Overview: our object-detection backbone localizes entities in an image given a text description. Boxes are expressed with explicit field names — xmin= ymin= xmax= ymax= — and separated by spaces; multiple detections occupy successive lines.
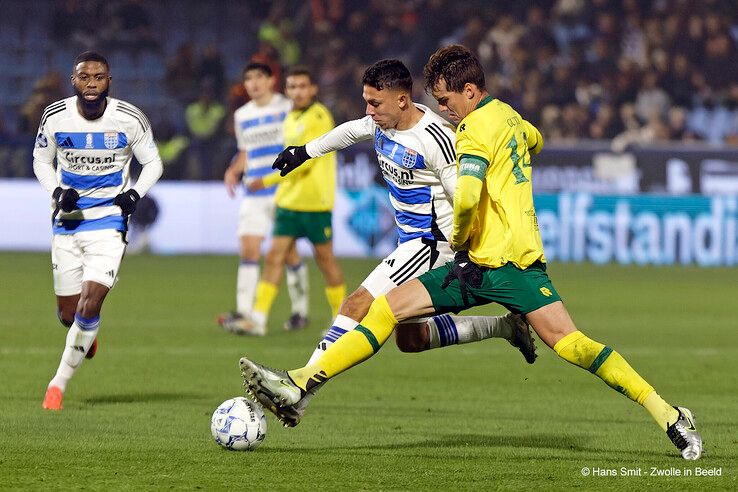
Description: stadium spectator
xmin=164 ymin=42 xmax=199 ymax=104
xmin=184 ymin=82 xmax=226 ymax=179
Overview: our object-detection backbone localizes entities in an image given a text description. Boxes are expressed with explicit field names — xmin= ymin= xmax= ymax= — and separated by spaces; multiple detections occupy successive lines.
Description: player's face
xmin=363 ymin=85 xmax=403 ymax=130
xmin=432 ymin=78 xmax=471 ymax=124
xmin=285 ymin=74 xmax=317 ymax=110
xmin=71 ymin=61 xmax=111 ymax=104
xmin=244 ymin=70 xmax=274 ymax=100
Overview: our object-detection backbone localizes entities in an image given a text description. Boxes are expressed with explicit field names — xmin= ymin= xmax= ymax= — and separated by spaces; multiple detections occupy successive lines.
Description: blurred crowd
xmin=2 ymin=0 xmax=738 ymax=180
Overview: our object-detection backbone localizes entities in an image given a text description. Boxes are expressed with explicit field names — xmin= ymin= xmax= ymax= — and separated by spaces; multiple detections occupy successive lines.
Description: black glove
xmin=440 ymin=251 xmax=483 ymax=305
xmin=52 ymin=187 xmax=79 ymax=213
xmin=272 ymin=145 xmax=310 ymax=176
xmin=114 ymin=189 xmax=141 ymax=216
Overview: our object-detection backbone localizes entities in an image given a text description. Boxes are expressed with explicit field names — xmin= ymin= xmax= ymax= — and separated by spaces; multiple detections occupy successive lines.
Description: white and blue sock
xmin=49 ymin=314 xmax=100 ymax=392
xmin=306 ymin=314 xmax=356 ymax=365
xmin=427 ymin=314 xmax=510 ymax=349
xmin=286 ymin=262 xmax=309 ymax=317
xmin=237 ymin=260 xmax=259 ymax=316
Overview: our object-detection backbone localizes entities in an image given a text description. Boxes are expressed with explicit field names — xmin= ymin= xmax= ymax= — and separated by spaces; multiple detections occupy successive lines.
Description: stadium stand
xmin=1 ymin=0 xmax=737 ymax=179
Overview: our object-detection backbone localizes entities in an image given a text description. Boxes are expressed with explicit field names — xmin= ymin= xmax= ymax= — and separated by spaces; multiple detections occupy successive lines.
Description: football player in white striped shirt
xmin=218 ymin=62 xmax=309 ymax=335
xmin=32 ymin=51 xmax=163 ymax=410
xmin=259 ymin=59 xmax=536 ymax=426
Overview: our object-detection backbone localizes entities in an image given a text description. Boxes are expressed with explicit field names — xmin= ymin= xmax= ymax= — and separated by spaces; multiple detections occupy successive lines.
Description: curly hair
xmin=423 ymin=45 xmax=485 ymax=94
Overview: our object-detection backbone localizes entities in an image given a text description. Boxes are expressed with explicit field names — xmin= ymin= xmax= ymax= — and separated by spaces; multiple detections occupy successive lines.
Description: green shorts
xmin=418 ymin=261 xmax=561 ymax=315
xmin=273 ymin=207 xmax=333 ymax=244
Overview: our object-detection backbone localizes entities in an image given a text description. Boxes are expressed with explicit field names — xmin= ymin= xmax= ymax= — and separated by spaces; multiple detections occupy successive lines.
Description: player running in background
xmin=244 ymin=59 xmax=536 ymax=426
xmin=241 ymin=67 xmax=345 ymax=335
xmin=240 ymin=45 xmax=703 ymax=462
xmin=218 ymin=62 xmax=309 ymax=334
xmin=33 ymin=51 xmax=163 ymax=410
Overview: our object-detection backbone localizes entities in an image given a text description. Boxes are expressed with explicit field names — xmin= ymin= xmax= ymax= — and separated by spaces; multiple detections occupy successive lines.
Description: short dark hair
xmin=286 ymin=66 xmax=314 ymax=84
xmin=423 ymin=45 xmax=485 ymax=94
xmin=73 ymin=51 xmax=109 ymax=71
xmin=361 ymin=59 xmax=413 ymax=93
xmin=243 ymin=62 xmax=272 ymax=79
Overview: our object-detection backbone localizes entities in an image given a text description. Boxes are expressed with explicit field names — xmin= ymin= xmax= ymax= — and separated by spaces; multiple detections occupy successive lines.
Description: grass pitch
xmin=0 ymin=252 xmax=736 ymax=490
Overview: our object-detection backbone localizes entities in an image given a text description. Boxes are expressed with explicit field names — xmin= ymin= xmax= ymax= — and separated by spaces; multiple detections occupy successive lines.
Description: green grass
xmin=0 ymin=252 xmax=736 ymax=490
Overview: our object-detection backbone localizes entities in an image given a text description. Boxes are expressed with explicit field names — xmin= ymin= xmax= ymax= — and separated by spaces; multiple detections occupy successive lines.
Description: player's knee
xmin=339 ymin=290 xmax=371 ymax=321
xmin=56 ymin=309 xmax=74 ymax=328
xmin=395 ymin=331 xmax=427 ymax=353
xmin=76 ymin=297 xmax=103 ymax=318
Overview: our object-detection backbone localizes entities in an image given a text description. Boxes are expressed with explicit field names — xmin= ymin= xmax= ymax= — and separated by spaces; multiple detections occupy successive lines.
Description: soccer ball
xmin=210 ymin=397 xmax=267 ymax=451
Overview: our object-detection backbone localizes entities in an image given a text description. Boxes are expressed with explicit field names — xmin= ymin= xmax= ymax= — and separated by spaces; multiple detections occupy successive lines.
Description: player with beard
xmin=33 ymin=51 xmax=163 ymax=410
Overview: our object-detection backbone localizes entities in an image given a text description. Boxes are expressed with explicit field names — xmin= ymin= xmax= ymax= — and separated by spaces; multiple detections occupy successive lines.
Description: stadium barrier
xmin=1 ymin=179 xmax=735 ymax=265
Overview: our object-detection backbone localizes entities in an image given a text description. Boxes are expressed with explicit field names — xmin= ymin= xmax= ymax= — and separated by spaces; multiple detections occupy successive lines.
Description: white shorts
xmin=52 ymin=229 xmax=127 ymax=296
xmin=361 ymin=237 xmax=453 ymax=298
xmin=238 ymin=195 xmax=275 ymax=237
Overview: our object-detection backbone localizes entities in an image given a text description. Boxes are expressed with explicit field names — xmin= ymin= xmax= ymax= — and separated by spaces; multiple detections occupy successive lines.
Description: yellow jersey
xmin=263 ymin=102 xmax=336 ymax=211
xmin=453 ymin=96 xmax=545 ymax=269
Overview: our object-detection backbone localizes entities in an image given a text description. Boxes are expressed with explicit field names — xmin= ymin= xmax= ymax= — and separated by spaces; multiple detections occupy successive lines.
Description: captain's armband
xmin=458 ymin=154 xmax=488 ymax=181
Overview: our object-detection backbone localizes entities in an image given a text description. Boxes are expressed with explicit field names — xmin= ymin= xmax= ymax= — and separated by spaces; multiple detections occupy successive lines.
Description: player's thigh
xmin=238 ymin=196 xmax=274 ymax=238
xmin=265 ymin=235 xmax=295 ymax=265
xmin=385 ymin=279 xmax=435 ymax=322
xmin=420 ymin=260 xmax=562 ymax=316
xmin=77 ymin=229 xmax=126 ymax=290
xmin=361 ymin=238 xmax=452 ymax=298
xmin=52 ymin=234 xmax=84 ymax=296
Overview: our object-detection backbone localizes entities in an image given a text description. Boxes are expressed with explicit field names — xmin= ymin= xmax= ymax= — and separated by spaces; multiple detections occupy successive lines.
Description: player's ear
xmin=397 ymin=92 xmax=408 ymax=109
xmin=463 ymin=83 xmax=475 ymax=100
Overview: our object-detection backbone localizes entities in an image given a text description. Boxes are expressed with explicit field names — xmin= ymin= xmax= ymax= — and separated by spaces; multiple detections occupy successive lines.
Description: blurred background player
xmin=251 ymin=59 xmax=535 ymax=425
xmin=33 ymin=51 xmax=163 ymax=410
xmin=243 ymin=67 xmax=346 ymax=335
xmin=218 ymin=62 xmax=309 ymax=334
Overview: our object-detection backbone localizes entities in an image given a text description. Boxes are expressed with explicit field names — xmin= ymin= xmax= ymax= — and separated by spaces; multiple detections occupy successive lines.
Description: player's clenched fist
xmin=272 ymin=145 xmax=310 ymax=176
xmin=52 ymin=186 xmax=79 ymax=212
xmin=114 ymin=189 xmax=140 ymax=215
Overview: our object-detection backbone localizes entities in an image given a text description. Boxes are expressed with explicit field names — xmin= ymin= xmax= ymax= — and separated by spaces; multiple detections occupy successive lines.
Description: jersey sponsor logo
xmin=378 ymin=156 xmax=415 ymax=186
xmin=64 ymin=151 xmax=116 ymax=166
xmin=35 ymin=133 xmax=48 ymax=148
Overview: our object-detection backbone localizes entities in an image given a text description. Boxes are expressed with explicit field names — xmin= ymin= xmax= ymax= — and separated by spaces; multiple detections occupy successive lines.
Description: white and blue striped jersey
xmin=233 ymin=93 xmax=292 ymax=197
xmin=306 ymin=104 xmax=457 ymax=243
xmin=32 ymin=96 xmax=161 ymax=235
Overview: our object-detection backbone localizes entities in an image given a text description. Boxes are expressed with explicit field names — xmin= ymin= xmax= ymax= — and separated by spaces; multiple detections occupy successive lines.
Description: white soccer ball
xmin=211 ymin=397 xmax=267 ymax=451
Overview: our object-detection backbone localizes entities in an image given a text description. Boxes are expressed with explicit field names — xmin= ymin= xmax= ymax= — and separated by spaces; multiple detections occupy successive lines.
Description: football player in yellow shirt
xmin=243 ymin=67 xmax=345 ymax=335
xmin=239 ymin=46 xmax=702 ymax=461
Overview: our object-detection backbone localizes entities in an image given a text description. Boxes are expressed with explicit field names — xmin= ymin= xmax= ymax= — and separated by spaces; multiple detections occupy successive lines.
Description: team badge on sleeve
xmin=35 ymin=133 xmax=48 ymax=148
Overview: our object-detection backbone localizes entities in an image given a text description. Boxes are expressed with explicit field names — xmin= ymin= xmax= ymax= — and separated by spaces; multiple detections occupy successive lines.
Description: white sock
xmin=427 ymin=314 xmax=511 ymax=349
xmin=237 ymin=261 xmax=259 ymax=315
xmin=306 ymin=314 xmax=357 ymax=365
xmin=49 ymin=314 xmax=100 ymax=392
xmin=286 ymin=262 xmax=309 ymax=317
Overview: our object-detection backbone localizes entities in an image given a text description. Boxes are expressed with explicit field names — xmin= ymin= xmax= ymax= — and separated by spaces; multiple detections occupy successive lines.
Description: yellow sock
xmin=554 ymin=331 xmax=674 ymax=428
xmin=325 ymin=283 xmax=346 ymax=319
xmin=288 ymin=295 xmax=397 ymax=391
xmin=643 ymin=392 xmax=680 ymax=431
xmin=253 ymin=281 xmax=278 ymax=316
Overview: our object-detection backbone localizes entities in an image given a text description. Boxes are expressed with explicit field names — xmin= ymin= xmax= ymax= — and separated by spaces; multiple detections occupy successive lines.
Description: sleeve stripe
xmin=428 ymin=123 xmax=456 ymax=162
xmin=425 ymin=123 xmax=455 ymax=164
xmin=40 ymin=106 xmax=66 ymax=129
xmin=40 ymin=101 xmax=65 ymax=119
xmin=117 ymin=106 xmax=150 ymax=132
xmin=117 ymin=102 xmax=151 ymax=131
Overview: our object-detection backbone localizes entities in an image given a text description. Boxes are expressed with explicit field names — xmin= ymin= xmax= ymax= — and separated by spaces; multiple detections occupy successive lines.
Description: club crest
xmin=104 ymin=132 xmax=119 ymax=149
